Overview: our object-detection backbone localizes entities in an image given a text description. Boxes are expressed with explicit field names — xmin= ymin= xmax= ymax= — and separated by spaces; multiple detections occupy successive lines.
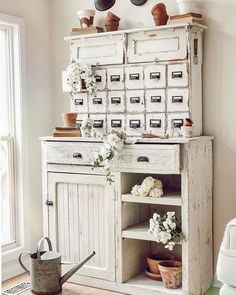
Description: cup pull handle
xmin=73 ymin=153 xmax=82 ymax=159
xmin=137 ymin=156 xmax=149 ymax=163
xmin=18 ymin=251 xmax=31 ymax=275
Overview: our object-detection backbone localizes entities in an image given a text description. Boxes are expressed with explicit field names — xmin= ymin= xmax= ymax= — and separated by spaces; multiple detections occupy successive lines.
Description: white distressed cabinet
xmin=41 ymin=136 xmax=213 ymax=295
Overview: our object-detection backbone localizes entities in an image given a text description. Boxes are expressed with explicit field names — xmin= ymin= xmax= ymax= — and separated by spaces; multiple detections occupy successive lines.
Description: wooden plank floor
xmin=2 ymin=274 xmax=219 ymax=295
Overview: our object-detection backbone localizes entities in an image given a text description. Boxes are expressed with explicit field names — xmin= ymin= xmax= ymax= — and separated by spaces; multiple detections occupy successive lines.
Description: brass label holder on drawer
xmin=150 ymin=72 xmax=160 ymax=79
xmin=95 ymin=75 xmax=102 ymax=82
xmin=111 ymin=97 xmax=121 ymax=104
xmin=93 ymin=97 xmax=103 ymax=104
xmin=130 ymin=97 xmax=140 ymax=104
xmin=110 ymin=75 xmax=120 ymax=82
xmin=151 ymin=96 xmax=161 ymax=103
xmin=93 ymin=120 xmax=104 ymax=128
xmin=111 ymin=119 xmax=122 ymax=128
xmin=129 ymin=120 xmax=141 ymax=128
xmin=74 ymin=98 xmax=83 ymax=105
xmin=150 ymin=119 xmax=161 ymax=128
xmin=172 ymin=119 xmax=183 ymax=128
xmin=129 ymin=73 xmax=140 ymax=80
xmin=172 ymin=96 xmax=183 ymax=103
xmin=172 ymin=71 xmax=183 ymax=79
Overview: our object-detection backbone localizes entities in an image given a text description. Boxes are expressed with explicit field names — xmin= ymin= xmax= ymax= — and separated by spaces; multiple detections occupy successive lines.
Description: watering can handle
xmin=18 ymin=251 xmax=31 ymax=275
xmin=37 ymin=237 xmax=53 ymax=261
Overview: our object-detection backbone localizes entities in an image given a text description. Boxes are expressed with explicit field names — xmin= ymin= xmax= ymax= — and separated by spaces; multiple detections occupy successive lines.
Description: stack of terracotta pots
xmin=105 ymin=11 xmax=120 ymax=31
xmin=151 ymin=3 xmax=169 ymax=26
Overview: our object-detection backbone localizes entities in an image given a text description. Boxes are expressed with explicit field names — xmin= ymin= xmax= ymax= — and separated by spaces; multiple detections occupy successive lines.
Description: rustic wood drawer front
xmin=118 ymin=144 xmax=180 ymax=173
xmin=126 ymin=114 xmax=145 ymax=136
xmin=89 ymin=92 xmax=107 ymax=113
xmin=95 ymin=69 xmax=107 ymax=90
xmin=168 ymin=63 xmax=189 ymax=87
xmin=166 ymin=112 xmax=189 ymax=135
xmin=167 ymin=88 xmax=189 ymax=112
xmin=70 ymin=93 xmax=88 ymax=113
xmin=146 ymin=113 xmax=166 ymax=133
xmin=107 ymin=114 xmax=125 ymax=132
xmin=125 ymin=66 xmax=144 ymax=89
xmin=146 ymin=89 xmax=166 ymax=112
xmin=70 ymin=34 xmax=124 ymax=65
xmin=144 ymin=65 xmax=166 ymax=89
xmin=108 ymin=91 xmax=125 ymax=113
xmin=45 ymin=142 xmax=101 ymax=165
xmin=107 ymin=68 xmax=124 ymax=90
xmin=126 ymin=90 xmax=145 ymax=113
xmin=90 ymin=114 xmax=107 ymax=135
xmin=127 ymin=28 xmax=187 ymax=63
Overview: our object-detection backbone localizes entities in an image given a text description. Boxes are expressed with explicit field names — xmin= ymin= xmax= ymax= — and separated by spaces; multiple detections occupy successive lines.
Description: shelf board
xmin=124 ymin=272 xmax=182 ymax=295
xmin=122 ymin=192 xmax=181 ymax=206
xmin=122 ymin=222 xmax=155 ymax=241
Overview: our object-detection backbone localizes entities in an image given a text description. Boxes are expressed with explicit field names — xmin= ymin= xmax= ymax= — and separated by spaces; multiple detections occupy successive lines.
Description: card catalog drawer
xmin=126 ymin=114 xmax=145 ymax=136
xmin=167 ymin=89 xmax=189 ymax=112
xmin=168 ymin=63 xmax=189 ymax=87
xmin=107 ymin=68 xmax=124 ymax=90
xmin=146 ymin=89 xmax=166 ymax=113
xmin=167 ymin=112 xmax=189 ymax=136
xmin=95 ymin=69 xmax=106 ymax=90
xmin=118 ymin=144 xmax=180 ymax=174
xmin=127 ymin=28 xmax=187 ymax=63
xmin=70 ymin=34 xmax=124 ymax=65
xmin=62 ymin=70 xmax=81 ymax=93
xmin=125 ymin=66 xmax=144 ymax=89
xmin=107 ymin=114 xmax=125 ymax=132
xmin=70 ymin=93 xmax=88 ymax=113
xmin=144 ymin=65 xmax=166 ymax=89
xmin=146 ymin=113 xmax=166 ymax=133
xmin=108 ymin=91 xmax=125 ymax=113
xmin=45 ymin=141 xmax=101 ymax=165
xmin=90 ymin=114 xmax=107 ymax=135
xmin=89 ymin=92 xmax=107 ymax=113
xmin=126 ymin=90 xmax=145 ymax=113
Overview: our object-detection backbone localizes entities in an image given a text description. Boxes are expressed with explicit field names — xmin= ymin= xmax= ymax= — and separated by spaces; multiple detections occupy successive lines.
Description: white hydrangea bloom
xmin=131 ymin=185 xmax=141 ymax=197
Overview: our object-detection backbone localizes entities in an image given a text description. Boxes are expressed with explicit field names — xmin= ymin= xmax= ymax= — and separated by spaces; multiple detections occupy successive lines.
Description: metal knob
xmin=73 ymin=153 xmax=82 ymax=159
xmin=46 ymin=200 xmax=54 ymax=206
xmin=137 ymin=156 xmax=149 ymax=163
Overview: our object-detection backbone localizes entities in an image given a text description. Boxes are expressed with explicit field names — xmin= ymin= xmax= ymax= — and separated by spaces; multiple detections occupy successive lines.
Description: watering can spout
xmin=60 ymin=251 xmax=96 ymax=286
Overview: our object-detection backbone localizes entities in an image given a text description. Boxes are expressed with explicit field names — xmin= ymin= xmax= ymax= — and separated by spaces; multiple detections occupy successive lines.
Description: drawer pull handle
xmin=111 ymin=119 xmax=122 ymax=128
xmin=151 ymin=96 xmax=161 ymax=103
xmin=150 ymin=72 xmax=160 ymax=79
xmin=111 ymin=97 xmax=121 ymax=104
xmin=137 ymin=156 xmax=149 ymax=163
xmin=129 ymin=73 xmax=140 ymax=80
xmin=93 ymin=98 xmax=102 ymax=104
xmin=172 ymin=71 xmax=183 ymax=79
xmin=129 ymin=120 xmax=141 ymax=129
xmin=93 ymin=120 xmax=104 ymax=128
xmin=73 ymin=152 xmax=82 ymax=159
xmin=130 ymin=96 xmax=140 ymax=104
xmin=46 ymin=200 xmax=54 ymax=206
xmin=172 ymin=119 xmax=183 ymax=128
xmin=74 ymin=98 xmax=83 ymax=105
xmin=150 ymin=119 xmax=161 ymax=128
xmin=172 ymin=96 xmax=183 ymax=103
xmin=110 ymin=75 xmax=120 ymax=82
xmin=95 ymin=75 xmax=102 ymax=83
xmin=76 ymin=120 xmax=83 ymax=127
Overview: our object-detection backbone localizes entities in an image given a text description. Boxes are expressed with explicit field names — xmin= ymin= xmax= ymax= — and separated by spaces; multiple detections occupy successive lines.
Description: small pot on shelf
xmin=181 ymin=118 xmax=193 ymax=138
xmin=176 ymin=0 xmax=200 ymax=15
xmin=158 ymin=260 xmax=182 ymax=289
xmin=105 ymin=11 xmax=120 ymax=31
xmin=77 ymin=10 xmax=95 ymax=28
xmin=62 ymin=112 xmax=78 ymax=127
xmin=151 ymin=3 xmax=169 ymax=26
xmin=147 ymin=253 xmax=173 ymax=274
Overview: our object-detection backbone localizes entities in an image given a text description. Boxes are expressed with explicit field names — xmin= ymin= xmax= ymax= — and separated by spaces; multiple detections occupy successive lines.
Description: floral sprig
xmin=149 ymin=211 xmax=184 ymax=251
xmin=93 ymin=130 xmax=127 ymax=183
xmin=66 ymin=61 xmax=98 ymax=98
xmin=131 ymin=176 xmax=163 ymax=198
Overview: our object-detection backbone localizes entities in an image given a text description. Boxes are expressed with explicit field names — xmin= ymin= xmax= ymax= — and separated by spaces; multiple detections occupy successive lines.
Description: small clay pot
xmin=154 ymin=14 xmax=169 ymax=26
xmin=105 ymin=11 xmax=120 ymax=31
xmin=77 ymin=10 xmax=95 ymax=28
xmin=158 ymin=260 xmax=182 ymax=289
xmin=151 ymin=3 xmax=168 ymax=26
xmin=62 ymin=112 xmax=78 ymax=127
xmin=147 ymin=254 xmax=173 ymax=274
xmin=107 ymin=11 xmax=120 ymax=21
xmin=151 ymin=3 xmax=167 ymax=15
xmin=105 ymin=24 xmax=119 ymax=31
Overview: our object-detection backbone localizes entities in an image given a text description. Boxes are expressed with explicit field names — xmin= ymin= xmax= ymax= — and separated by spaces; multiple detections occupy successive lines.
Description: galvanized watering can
xmin=19 ymin=237 xmax=95 ymax=294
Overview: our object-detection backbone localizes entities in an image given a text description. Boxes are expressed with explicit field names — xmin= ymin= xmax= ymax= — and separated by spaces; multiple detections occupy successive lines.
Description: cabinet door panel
xmin=48 ymin=173 xmax=115 ymax=281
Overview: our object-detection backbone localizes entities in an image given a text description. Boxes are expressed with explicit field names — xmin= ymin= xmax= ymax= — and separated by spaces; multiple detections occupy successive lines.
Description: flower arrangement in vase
xmin=149 ymin=211 xmax=184 ymax=251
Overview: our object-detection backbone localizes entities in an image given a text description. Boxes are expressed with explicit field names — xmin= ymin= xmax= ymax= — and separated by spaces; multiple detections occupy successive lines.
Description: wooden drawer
xmin=70 ymin=93 xmax=88 ymax=113
xmin=117 ymin=144 xmax=180 ymax=173
xmin=127 ymin=28 xmax=188 ymax=63
xmin=146 ymin=113 xmax=166 ymax=133
xmin=167 ymin=88 xmax=189 ymax=112
xmin=70 ymin=34 xmax=124 ymax=65
xmin=44 ymin=142 xmax=101 ymax=165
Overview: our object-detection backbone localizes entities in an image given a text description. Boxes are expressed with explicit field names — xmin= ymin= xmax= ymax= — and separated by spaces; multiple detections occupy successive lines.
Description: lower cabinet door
xmin=47 ymin=172 xmax=115 ymax=281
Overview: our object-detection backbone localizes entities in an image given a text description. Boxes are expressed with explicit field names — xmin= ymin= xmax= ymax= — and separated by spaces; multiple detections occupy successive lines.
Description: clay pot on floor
xmin=158 ymin=260 xmax=182 ymax=289
xmin=105 ymin=11 xmax=120 ymax=31
xmin=151 ymin=3 xmax=169 ymax=26
xmin=62 ymin=112 xmax=78 ymax=127
xmin=147 ymin=254 xmax=173 ymax=274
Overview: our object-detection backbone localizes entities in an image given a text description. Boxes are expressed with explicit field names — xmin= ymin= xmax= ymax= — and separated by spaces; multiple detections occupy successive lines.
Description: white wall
xmin=50 ymin=0 xmax=236 ymax=270
xmin=0 ymin=0 xmax=53 ymax=278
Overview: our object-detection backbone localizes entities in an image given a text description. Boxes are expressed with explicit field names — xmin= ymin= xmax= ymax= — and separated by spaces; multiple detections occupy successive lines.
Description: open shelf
xmin=122 ymin=222 xmax=155 ymax=241
xmin=122 ymin=192 xmax=181 ymax=206
xmin=124 ymin=272 xmax=182 ymax=295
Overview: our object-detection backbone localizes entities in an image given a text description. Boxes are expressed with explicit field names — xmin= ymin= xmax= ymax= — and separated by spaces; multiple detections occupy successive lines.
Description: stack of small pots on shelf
xmin=151 ymin=3 xmax=169 ymax=26
xmin=105 ymin=11 xmax=120 ymax=31
xmin=146 ymin=254 xmax=182 ymax=289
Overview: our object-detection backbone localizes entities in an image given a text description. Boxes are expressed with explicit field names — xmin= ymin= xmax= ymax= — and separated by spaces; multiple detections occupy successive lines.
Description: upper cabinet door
xmin=70 ymin=34 xmax=124 ymax=65
xmin=127 ymin=28 xmax=188 ymax=63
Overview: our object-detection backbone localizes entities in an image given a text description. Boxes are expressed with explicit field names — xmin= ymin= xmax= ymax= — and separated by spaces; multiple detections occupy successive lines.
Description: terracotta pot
xmin=107 ymin=11 xmax=120 ymax=21
xmin=154 ymin=14 xmax=169 ymax=26
xmin=105 ymin=11 xmax=120 ymax=31
xmin=77 ymin=10 xmax=95 ymax=28
xmin=151 ymin=3 xmax=168 ymax=26
xmin=62 ymin=112 xmax=78 ymax=127
xmin=151 ymin=3 xmax=167 ymax=16
xmin=105 ymin=24 xmax=119 ymax=31
xmin=147 ymin=254 xmax=173 ymax=274
xmin=158 ymin=260 xmax=182 ymax=289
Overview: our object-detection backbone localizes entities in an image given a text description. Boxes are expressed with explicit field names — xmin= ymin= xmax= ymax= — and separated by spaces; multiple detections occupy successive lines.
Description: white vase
xmin=181 ymin=126 xmax=193 ymax=138
xmin=176 ymin=0 xmax=200 ymax=15
xmin=77 ymin=10 xmax=95 ymax=28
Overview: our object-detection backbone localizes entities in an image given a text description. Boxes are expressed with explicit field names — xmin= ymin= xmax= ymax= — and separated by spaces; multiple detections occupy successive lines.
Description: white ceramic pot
xmin=77 ymin=10 xmax=95 ymax=28
xmin=176 ymin=0 xmax=200 ymax=15
xmin=181 ymin=126 xmax=193 ymax=138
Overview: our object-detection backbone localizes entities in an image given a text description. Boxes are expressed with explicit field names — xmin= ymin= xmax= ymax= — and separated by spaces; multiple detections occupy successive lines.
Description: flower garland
xmin=66 ymin=61 xmax=98 ymax=98
xmin=149 ymin=211 xmax=184 ymax=251
xmin=93 ymin=130 xmax=127 ymax=183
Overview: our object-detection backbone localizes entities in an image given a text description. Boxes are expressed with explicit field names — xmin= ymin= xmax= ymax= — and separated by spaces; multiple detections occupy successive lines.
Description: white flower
xmin=160 ymin=231 xmax=171 ymax=244
xmin=107 ymin=133 xmax=120 ymax=147
xmin=131 ymin=185 xmax=141 ymax=197
xmin=167 ymin=211 xmax=175 ymax=218
xmin=100 ymin=146 xmax=111 ymax=159
xmin=153 ymin=213 xmax=160 ymax=221
xmin=94 ymin=152 xmax=100 ymax=161
xmin=149 ymin=187 xmax=163 ymax=198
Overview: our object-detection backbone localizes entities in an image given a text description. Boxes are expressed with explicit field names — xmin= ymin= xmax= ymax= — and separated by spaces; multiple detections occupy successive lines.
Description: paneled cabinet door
xmin=47 ymin=172 xmax=116 ymax=281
